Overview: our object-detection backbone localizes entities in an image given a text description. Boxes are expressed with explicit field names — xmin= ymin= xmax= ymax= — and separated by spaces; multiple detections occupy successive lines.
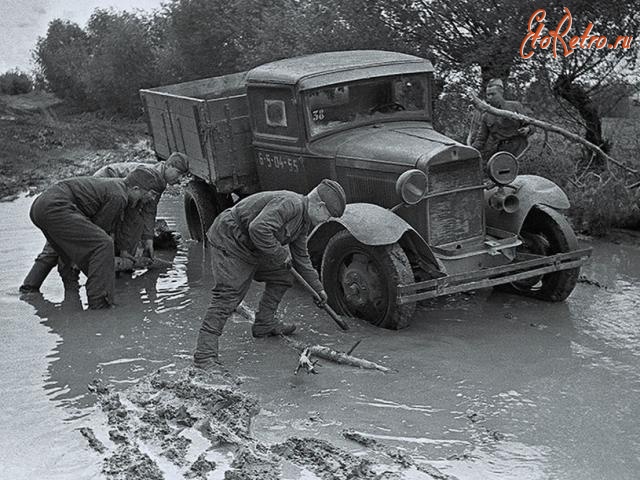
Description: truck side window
xmin=249 ymin=87 xmax=298 ymax=141
xmin=265 ymin=100 xmax=287 ymax=127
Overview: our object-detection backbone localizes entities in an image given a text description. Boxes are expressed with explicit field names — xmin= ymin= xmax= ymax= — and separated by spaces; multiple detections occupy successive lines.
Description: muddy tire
xmin=503 ymin=206 xmax=580 ymax=301
xmin=321 ymin=230 xmax=416 ymax=329
xmin=184 ymin=180 xmax=231 ymax=243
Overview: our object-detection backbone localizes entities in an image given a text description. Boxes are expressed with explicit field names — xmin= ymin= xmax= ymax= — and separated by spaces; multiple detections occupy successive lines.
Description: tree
xmin=235 ymin=0 xmax=407 ymax=69
xmin=82 ymin=9 xmax=159 ymax=115
xmin=33 ymin=20 xmax=89 ymax=101
xmin=524 ymin=2 xmax=640 ymax=168
xmin=368 ymin=0 xmax=639 ymax=169
xmin=372 ymin=0 xmax=547 ymax=86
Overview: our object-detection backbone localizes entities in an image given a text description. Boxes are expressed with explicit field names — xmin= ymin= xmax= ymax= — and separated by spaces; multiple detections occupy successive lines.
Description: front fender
xmin=308 ymin=203 xmax=443 ymax=271
xmin=485 ymin=174 xmax=570 ymax=234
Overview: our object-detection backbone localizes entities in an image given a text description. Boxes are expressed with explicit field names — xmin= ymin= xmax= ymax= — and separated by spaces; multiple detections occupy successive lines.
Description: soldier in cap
xmin=20 ymin=153 xmax=189 ymax=293
xmin=471 ymin=78 xmax=533 ymax=161
xmin=193 ymin=179 xmax=347 ymax=369
xmin=27 ymin=170 xmax=159 ymax=309
xmin=94 ymin=153 xmax=189 ymax=260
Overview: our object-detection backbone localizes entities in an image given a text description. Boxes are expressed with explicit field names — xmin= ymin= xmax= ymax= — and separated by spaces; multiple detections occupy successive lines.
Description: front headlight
xmin=487 ymin=152 xmax=518 ymax=185
xmin=395 ymin=169 xmax=428 ymax=205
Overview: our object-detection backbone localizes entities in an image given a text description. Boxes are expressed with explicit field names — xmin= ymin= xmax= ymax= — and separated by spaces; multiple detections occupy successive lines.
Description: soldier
xmin=20 ymin=153 xmax=189 ymax=293
xmin=94 ymin=153 xmax=189 ymax=259
xmin=193 ymin=179 xmax=347 ymax=369
xmin=28 ymin=170 xmax=160 ymax=309
xmin=471 ymin=78 xmax=533 ymax=161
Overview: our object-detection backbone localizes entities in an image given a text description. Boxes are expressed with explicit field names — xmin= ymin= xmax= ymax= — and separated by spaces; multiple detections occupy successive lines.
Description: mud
xmin=83 ymin=365 xmax=455 ymax=480
xmin=0 ymin=92 xmax=152 ymax=199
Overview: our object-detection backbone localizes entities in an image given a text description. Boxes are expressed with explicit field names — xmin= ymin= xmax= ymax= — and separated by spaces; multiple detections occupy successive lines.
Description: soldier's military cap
xmin=317 ymin=179 xmax=347 ymax=217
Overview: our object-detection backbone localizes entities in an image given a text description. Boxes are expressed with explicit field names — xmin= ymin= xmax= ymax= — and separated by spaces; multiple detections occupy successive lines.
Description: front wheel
xmin=321 ymin=230 xmax=416 ymax=329
xmin=505 ymin=206 xmax=580 ymax=301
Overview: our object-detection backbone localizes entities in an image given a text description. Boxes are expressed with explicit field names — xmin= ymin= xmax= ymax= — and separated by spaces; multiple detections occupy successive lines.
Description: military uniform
xmin=29 ymin=177 xmax=129 ymax=308
xmin=94 ymin=163 xmax=167 ymax=254
xmin=21 ymin=163 xmax=166 ymax=292
xmin=194 ymin=191 xmax=324 ymax=366
xmin=472 ymin=100 xmax=530 ymax=160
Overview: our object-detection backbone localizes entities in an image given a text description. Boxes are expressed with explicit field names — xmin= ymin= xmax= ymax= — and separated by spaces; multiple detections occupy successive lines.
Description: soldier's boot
xmin=193 ymin=330 xmax=223 ymax=370
xmin=251 ymin=282 xmax=296 ymax=338
xmin=252 ymin=321 xmax=296 ymax=338
xmin=87 ymin=292 xmax=113 ymax=310
xmin=20 ymin=259 xmax=56 ymax=293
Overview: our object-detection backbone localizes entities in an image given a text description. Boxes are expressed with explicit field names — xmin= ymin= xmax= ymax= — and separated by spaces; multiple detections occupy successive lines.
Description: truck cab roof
xmin=246 ymin=50 xmax=434 ymax=91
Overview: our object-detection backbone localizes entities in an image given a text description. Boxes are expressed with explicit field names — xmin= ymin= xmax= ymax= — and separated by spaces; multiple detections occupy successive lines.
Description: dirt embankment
xmin=0 ymin=92 xmax=153 ymax=200
xmin=84 ymin=367 xmax=455 ymax=480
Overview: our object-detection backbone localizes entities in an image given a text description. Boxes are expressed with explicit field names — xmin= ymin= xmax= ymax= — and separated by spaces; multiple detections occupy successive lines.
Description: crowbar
xmin=290 ymin=268 xmax=349 ymax=331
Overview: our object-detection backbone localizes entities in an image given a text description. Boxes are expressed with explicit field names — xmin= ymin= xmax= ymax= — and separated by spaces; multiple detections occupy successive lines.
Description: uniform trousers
xmin=29 ymin=188 xmax=115 ymax=308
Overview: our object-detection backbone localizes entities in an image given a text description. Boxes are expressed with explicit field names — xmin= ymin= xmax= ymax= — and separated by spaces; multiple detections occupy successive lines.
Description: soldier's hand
xmin=133 ymin=256 xmax=153 ymax=268
xmin=284 ymin=255 xmax=293 ymax=270
xmin=114 ymin=257 xmax=134 ymax=272
xmin=314 ymin=290 xmax=328 ymax=308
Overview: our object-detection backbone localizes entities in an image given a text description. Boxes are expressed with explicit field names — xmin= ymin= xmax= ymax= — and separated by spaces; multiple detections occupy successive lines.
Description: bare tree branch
xmin=468 ymin=92 xmax=638 ymax=176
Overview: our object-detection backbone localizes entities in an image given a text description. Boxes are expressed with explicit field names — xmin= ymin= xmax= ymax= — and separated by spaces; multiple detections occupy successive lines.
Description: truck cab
xmin=141 ymin=50 xmax=591 ymax=329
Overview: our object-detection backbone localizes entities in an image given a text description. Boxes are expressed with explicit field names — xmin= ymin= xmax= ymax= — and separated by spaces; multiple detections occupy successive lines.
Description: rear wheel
xmin=505 ymin=206 xmax=580 ymax=301
xmin=321 ymin=230 xmax=416 ymax=329
xmin=183 ymin=180 xmax=231 ymax=243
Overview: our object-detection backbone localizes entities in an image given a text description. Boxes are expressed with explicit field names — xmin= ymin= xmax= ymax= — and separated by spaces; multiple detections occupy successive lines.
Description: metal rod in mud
xmin=289 ymin=268 xmax=349 ymax=331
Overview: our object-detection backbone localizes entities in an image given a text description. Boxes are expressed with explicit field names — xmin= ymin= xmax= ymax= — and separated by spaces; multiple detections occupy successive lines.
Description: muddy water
xmin=1 ymin=194 xmax=639 ymax=479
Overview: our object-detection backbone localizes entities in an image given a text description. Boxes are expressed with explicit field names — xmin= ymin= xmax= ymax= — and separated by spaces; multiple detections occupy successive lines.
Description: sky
xmin=0 ymin=0 xmax=164 ymax=72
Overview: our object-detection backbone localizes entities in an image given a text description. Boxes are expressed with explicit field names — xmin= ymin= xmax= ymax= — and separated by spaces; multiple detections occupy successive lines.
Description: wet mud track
xmin=1 ymin=194 xmax=639 ymax=479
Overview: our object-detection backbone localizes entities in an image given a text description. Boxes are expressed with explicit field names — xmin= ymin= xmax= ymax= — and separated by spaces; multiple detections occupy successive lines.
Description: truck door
xmin=248 ymin=86 xmax=310 ymax=193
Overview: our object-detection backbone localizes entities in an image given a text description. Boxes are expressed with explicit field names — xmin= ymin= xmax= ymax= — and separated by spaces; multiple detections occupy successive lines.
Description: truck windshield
xmin=304 ymin=74 xmax=429 ymax=136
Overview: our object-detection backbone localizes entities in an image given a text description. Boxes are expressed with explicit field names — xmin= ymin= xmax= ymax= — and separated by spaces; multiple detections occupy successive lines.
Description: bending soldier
xmin=20 ymin=153 xmax=189 ymax=293
xmin=194 ymin=179 xmax=347 ymax=370
xmin=94 ymin=153 xmax=189 ymax=258
xmin=471 ymin=78 xmax=533 ymax=161
xmin=27 ymin=170 xmax=159 ymax=309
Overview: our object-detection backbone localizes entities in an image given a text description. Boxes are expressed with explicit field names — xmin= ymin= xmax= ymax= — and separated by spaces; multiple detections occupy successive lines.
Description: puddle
xmin=1 ymin=194 xmax=639 ymax=479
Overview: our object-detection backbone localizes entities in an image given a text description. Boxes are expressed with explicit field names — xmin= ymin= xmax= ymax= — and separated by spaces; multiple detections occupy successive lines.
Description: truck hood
xmin=309 ymin=122 xmax=478 ymax=169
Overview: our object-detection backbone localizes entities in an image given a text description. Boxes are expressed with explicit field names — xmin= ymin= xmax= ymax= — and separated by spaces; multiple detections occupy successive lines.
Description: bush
xmin=33 ymin=20 xmax=89 ymax=102
xmin=565 ymin=173 xmax=640 ymax=235
xmin=0 ymin=70 xmax=33 ymax=95
xmin=516 ymin=128 xmax=640 ymax=235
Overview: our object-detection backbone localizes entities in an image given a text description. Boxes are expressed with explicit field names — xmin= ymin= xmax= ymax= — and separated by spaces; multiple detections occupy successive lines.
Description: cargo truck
xmin=140 ymin=50 xmax=591 ymax=329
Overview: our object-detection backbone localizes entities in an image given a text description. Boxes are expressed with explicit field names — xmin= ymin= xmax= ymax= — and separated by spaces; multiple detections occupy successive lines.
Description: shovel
xmin=290 ymin=268 xmax=349 ymax=331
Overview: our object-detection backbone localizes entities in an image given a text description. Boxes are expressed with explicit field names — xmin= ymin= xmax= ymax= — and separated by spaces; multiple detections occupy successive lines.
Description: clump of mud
xmin=84 ymin=367 xmax=456 ymax=480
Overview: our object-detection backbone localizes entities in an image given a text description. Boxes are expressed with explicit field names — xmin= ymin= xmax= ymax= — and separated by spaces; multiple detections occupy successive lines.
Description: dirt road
xmin=1 ymin=194 xmax=639 ymax=479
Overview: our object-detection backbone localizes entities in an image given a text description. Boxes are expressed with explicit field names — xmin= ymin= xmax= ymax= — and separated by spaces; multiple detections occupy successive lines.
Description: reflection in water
xmin=433 ymin=441 xmax=551 ymax=480
xmin=21 ymin=244 xmax=204 ymax=412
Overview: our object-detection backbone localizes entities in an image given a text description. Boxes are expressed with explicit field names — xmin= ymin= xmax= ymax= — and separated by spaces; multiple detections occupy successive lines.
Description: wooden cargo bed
xmin=140 ymin=71 xmax=258 ymax=194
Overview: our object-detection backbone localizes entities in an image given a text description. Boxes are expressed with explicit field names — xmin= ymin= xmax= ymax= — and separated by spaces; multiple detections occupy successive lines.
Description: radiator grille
xmin=428 ymin=160 xmax=482 ymax=193
xmin=428 ymin=190 xmax=484 ymax=245
xmin=344 ymin=170 xmax=398 ymax=208
xmin=427 ymin=160 xmax=484 ymax=245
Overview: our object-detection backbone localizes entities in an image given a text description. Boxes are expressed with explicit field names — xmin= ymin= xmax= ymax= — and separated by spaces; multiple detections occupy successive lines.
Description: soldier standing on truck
xmin=471 ymin=78 xmax=533 ymax=160
xmin=27 ymin=170 xmax=159 ymax=309
xmin=193 ymin=179 xmax=347 ymax=369
xmin=20 ymin=153 xmax=189 ymax=293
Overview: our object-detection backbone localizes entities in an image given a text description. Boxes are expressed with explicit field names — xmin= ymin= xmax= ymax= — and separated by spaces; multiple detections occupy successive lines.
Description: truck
xmin=140 ymin=50 xmax=591 ymax=329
